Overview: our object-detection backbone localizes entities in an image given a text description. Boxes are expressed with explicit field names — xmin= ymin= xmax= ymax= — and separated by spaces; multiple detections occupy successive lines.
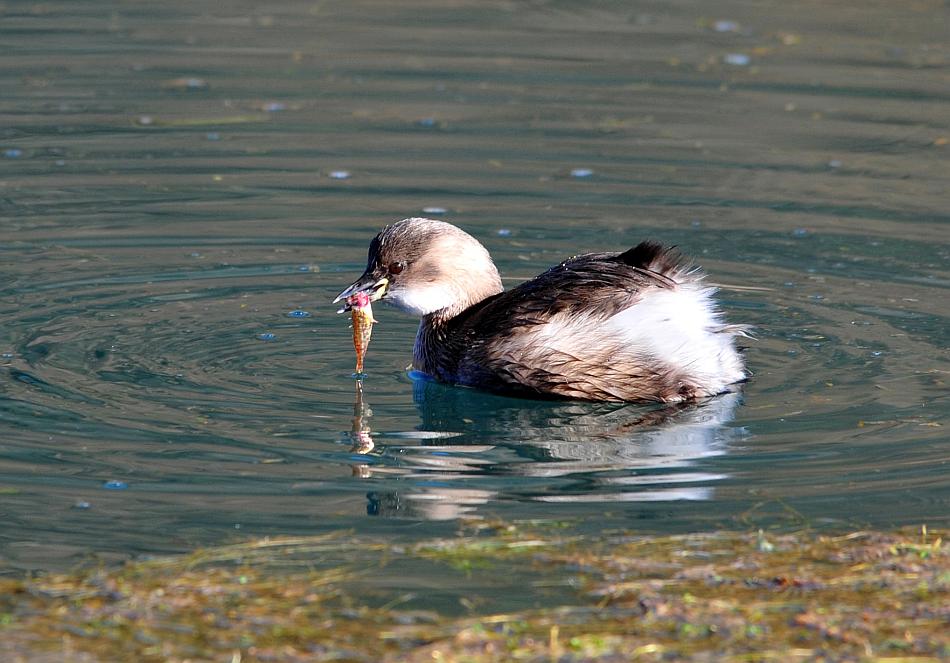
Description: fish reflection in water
xmin=348 ymin=381 xmax=375 ymax=477
xmin=349 ymin=375 xmax=745 ymax=520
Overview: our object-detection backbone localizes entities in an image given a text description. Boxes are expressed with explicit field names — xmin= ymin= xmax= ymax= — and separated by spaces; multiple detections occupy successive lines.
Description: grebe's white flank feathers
xmin=605 ymin=283 xmax=747 ymax=398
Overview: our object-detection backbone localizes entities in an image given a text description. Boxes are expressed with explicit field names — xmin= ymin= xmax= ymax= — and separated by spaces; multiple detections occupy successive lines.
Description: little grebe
xmin=335 ymin=218 xmax=747 ymax=402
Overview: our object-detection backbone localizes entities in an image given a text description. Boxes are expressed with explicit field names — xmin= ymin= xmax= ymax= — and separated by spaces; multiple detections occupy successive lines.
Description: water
xmin=1 ymin=1 xmax=947 ymax=573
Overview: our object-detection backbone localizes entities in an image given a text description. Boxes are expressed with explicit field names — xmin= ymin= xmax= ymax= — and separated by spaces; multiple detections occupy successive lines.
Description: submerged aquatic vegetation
xmin=0 ymin=524 xmax=946 ymax=661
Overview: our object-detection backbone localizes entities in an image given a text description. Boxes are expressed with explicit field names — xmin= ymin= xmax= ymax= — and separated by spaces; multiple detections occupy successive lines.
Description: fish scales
xmin=348 ymin=291 xmax=377 ymax=374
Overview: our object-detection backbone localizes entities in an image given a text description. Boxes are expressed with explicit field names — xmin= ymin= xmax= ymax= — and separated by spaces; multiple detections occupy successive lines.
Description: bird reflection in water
xmin=349 ymin=374 xmax=745 ymax=520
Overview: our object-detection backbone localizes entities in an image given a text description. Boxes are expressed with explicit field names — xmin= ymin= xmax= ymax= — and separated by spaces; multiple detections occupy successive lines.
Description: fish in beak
xmin=333 ymin=271 xmax=389 ymax=313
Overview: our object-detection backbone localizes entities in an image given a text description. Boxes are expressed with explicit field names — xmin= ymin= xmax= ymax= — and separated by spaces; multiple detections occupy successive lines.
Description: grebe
xmin=335 ymin=218 xmax=747 ymax=402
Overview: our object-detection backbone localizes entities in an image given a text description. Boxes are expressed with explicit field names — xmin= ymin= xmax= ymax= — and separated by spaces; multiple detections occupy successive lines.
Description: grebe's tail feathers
xmin=617 ymin=241 xmax=693 ymax=282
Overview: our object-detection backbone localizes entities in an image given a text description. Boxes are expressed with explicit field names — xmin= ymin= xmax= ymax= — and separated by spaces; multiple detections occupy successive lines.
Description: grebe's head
xmin=334 ymin=218 xmax=503 ymax=318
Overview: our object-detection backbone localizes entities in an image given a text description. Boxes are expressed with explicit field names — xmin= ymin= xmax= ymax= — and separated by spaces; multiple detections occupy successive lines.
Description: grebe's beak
xmin=333 ymin=272 xmax=389 ymax=312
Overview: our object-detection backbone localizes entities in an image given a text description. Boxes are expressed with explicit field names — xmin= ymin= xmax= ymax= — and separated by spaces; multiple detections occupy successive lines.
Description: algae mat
xmin=1 ymin=522 xmax=946 ymax=662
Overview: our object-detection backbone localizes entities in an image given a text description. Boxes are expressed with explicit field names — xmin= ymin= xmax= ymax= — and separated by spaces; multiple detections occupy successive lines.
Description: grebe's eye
xmin=388 ymin=261 xmax=405 ymax=275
